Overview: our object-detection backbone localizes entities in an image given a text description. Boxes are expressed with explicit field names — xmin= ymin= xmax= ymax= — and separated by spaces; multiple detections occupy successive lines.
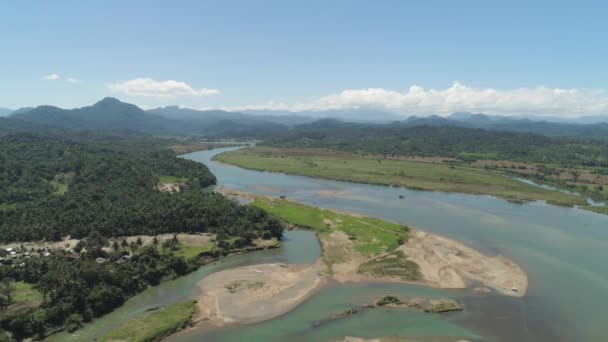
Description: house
xmin=64 ymin=253 xmax=80 ymax=260
xmin=95 ymin=257 xmax=108 ymax=264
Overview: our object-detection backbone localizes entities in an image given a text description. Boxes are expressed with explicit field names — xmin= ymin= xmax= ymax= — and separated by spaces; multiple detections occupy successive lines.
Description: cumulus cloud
xmin=108 ymin=78 xmax=220 ymax=98
xmin=234 ymin=82 xmax=608 ymax=117
xmin=43 ymin=74 xmax=60 ymax=80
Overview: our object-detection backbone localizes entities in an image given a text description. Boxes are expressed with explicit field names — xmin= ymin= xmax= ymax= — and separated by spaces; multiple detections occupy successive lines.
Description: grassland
xmin=11 ymin=282 xmax=43 ymax=303
xmin=252 ymin=197 xmax=408 ymax=256
xmin=157 ymin=175 xmax=188 ymax=183
xmin=98 ymin=300 xmax=195 ymax=342
xmin=173 ymin=243 xmax=214 ymax=259
xmin=215 ymin=147 xmax=586 ymax=206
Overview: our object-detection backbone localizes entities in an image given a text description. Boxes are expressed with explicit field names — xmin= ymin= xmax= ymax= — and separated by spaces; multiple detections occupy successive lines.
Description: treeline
xmin=0 ymin=133 xmax=282 ymax=242
xmin=265 ymin=120 xmax=608 ymax=167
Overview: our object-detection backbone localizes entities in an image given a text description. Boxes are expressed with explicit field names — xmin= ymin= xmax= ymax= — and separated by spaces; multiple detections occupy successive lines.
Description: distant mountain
xmin=11 ymin=98 xmax=194 ymax=133
xmin=148 ymin=106 xmax=268 ymax=125
xmin=0 ymin=107 xmax=13 ymax=117
xmin=243 ymin=109 xmax=403 ymax=123
xmin=9 ymin=98 xmax=290 ymax=137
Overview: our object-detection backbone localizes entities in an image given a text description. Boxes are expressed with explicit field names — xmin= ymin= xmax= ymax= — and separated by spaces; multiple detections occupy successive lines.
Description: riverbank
xmin=212 ymin=146 xmax=585 ymax=207
xmin=97 ymin=300 xmax=196 ymax=342
xmin=219 ymin=189 xmax=527 ymax=297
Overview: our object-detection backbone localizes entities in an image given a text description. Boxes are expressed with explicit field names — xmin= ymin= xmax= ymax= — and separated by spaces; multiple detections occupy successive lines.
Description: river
xmin=54 ymin=146 xmax=608 ymax=341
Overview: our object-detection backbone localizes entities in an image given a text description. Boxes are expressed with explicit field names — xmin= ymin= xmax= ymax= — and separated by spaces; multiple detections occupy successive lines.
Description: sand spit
xmin=399 ymin=229 xmax=527 ymax=297
xmin=320 ymin=228 xmax=526 ymax=297
xmin=194 ymin=263 xmax=323 ymax=326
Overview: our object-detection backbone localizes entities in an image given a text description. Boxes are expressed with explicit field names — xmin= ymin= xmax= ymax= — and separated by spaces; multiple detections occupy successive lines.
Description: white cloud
xmin=43 ymin=74 xmax=60 ymax=80
xmin=232 ymin=82 xmax=608 ymax=117
xmin=108 ymin=78 xmax=220 ymax=98
xmin=66 ymin=77 xmax=81 ymax=84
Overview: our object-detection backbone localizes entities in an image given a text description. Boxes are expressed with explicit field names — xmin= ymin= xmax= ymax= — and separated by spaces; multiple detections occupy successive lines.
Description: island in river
xmin=190 ymin=190 xmax=527 ymax=330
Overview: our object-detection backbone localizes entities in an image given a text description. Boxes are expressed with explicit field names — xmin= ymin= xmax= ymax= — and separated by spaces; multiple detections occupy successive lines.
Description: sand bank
xmin=320 ymin=228 xmax=526 ymax=297
xmin=398 ymin=229 xmax=527 ymax=297
xmin=194 ymin=263 xmax=323 ymax=325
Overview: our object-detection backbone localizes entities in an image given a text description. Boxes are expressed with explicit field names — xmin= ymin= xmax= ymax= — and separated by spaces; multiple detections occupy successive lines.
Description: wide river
xmin=53 ymin=147 xmax=608 ymax=342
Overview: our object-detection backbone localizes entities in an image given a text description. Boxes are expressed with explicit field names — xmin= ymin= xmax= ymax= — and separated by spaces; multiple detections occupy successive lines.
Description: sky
xmin=1 ymin=0 xmax=608 ymax=117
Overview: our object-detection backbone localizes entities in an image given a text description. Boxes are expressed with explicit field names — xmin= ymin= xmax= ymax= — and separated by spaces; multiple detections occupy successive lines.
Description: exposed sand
xmin=398 ymin=229 xmax=527 ymax=297
xmin=318 ymin=227 xmax=526 ymax=297
xmin=194 ymin=263 xmax=323 ymax=326
xmin=156 ymin=182 xmax=185 ymax=193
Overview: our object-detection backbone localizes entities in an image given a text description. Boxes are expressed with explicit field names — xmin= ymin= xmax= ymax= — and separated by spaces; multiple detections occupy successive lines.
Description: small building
xmin=64 ymin=253 xmax=80 ymax=260
xmin=95 ymin=257 xmax=108 ymax=264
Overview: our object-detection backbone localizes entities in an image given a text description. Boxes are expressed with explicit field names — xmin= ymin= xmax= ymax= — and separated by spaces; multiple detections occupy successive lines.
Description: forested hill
xmin=0 ymin=133 xmax=282 ymax=242
xmin=266 ymin=121 xmax=608 ymax=167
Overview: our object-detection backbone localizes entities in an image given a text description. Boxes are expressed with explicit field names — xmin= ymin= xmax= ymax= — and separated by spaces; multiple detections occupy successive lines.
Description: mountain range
xmin=4 ymin=98 xmax=608 ymax=139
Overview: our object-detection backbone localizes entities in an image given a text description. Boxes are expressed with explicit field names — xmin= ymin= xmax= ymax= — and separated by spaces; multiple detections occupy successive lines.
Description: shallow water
xmin=169 ymin=283 xmax=479 ymax=342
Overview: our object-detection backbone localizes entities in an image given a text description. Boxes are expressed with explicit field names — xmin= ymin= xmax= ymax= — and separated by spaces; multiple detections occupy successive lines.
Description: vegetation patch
xmin=10 ymin=282 xmax=43 ymax=304
xmin=376 ymin=295 xmax=401 ymax=306
xmin=358 ymin=251 xmax=422 ymax=281
xmin=252 ymin=197 xmax=409 ymax=255
xmin=98 ymin=300 xmax=195 ymax=342
xmin=224 ymin=280 xmax=265 ymax=293
xmin=157 ymin=175 xmax=188 ymax=183
xmin=173 ymin=243 xmax=214 ymax=259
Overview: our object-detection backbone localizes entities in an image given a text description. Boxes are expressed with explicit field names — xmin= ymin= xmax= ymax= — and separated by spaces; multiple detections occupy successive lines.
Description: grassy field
xmin=173 ymin=243 xmax=214 ymax=259
xmin=157 ymin=175 xmax=188 ymax=183
xmin=215 ymin=147 xmax=586 ymax=206
xmin=98 ymin=300 xmax=195 ymax=342
xmin=11 ymin=282 xmax=43 ymax=303
xmin=252 ymin=197 xmax=408 ymax=256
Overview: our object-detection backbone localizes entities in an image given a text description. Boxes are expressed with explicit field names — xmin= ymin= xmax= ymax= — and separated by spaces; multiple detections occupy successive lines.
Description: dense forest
xmin=0 ymin=133 xmax=282 ymax=242
xmin=266 ymin=120 xmax=608 ymax=167
xmin=0 ymin=133 xmax=283 ymax=340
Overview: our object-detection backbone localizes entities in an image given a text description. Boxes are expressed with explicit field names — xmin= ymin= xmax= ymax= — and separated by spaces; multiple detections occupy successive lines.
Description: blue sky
xmin=1 ymin=0 xmax=607 ymax=116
